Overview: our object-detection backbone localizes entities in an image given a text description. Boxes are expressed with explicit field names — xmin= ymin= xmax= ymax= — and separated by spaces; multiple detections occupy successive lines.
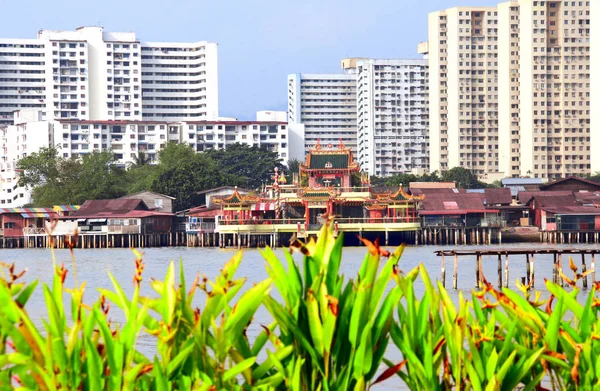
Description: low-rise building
xmin=120 ymin=191 xmax=175 ymax=213
xmin=1 ymin=111 xmax=302 ymax=207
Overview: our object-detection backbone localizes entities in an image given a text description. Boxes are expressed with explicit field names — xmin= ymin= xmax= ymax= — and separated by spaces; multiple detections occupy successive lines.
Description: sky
xmin=1 ymin=0 xmax=500 ymax=119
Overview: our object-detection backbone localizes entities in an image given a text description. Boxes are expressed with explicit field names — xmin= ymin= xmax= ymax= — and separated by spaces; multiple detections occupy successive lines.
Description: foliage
xmin=151 ymin=153 xmax=222 ymax=211
xmin=16 ymin=142 xmax=284 ymax=210
xmin=261 ymin=225 xmax=402 ymax=390
xmin=371 ymin=168 xmax=496 ymax=189
xmin=286 ymin=158 xmax=301 ymax=178
xmin=205 ymin=144 xmax=283 ymax=190
xmin=18 ymin=148 xmax=128 ymax=206
xmin=2 ymin=223 xmax=600 ymax=390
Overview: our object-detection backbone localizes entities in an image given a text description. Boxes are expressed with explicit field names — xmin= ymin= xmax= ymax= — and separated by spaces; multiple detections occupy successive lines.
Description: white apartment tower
xmin=0 ymin=27 xmax=218 ymax=126
xmin=427 ymin=7 xmax=501 ymax=179
xmin=592 ymin=0 xmax=600 ymax=173
xmin=513 ymin=0 xmax=591 ymax=180
xmin=427 ymin=1 xmax=591 ymax=181
xmin=351 ymin=58 xmax=429 ymax=177
xmin=287 ymin=72 xmax=357 ymax=155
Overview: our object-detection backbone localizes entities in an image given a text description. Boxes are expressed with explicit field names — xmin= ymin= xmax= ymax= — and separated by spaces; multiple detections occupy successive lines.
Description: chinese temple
xmin=210 ymin=139 xmax=423 ymax=247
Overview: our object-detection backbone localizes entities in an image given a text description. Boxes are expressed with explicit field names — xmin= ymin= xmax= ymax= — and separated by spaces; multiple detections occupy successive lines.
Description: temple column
xmin=305 ymin=202 xmax=310 ymax=227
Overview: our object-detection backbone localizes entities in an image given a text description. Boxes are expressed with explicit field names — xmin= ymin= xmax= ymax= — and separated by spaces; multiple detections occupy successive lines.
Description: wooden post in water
xmin=497 ymin=254 xmax=502 ymax=288
xmin=592 ymin=253 xmax=596 ymax=283
xmin=441 ymin=253 xmax=446 ymax=287
xmin=530 ymin=253 xmax=535 ymax=288
xmin=475 ymin=253 xmax=482 ymax=288
xmin=582 ymin=254 xmax=588 ymax=289
xmin=453 ymin=254 xmax=458 ymax=289
xmin=553 ymin=254 xmax=558 ymax=284
xmin=504 ymin=253 xmax=509 ymax=288
xmin=525 ymin=254 xmax=530 ymax=285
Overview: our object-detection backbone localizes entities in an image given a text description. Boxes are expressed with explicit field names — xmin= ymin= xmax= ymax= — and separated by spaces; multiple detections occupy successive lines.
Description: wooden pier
xmin=435 ymin=248 xmax=598 ymax=290
xmin=0 ymin=232 xmax=189 ymax=249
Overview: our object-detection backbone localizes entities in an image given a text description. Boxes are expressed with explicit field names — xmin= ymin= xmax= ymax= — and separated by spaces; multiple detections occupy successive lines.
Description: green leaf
xmin=223 ymin=357 xmax=256 ymax=382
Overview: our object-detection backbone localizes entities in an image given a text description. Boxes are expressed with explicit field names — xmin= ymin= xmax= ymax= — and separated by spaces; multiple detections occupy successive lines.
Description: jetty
xmin=435 ymin=248 xmax=598 ymax=290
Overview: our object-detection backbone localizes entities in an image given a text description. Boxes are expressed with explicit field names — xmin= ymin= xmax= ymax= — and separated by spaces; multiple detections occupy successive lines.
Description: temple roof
xmin=301 ymin=138 xmax=360 ymax=172
xmin=297 ymin=187 xmax=340 ymax=200
xmin=375 ymin=187 xmax=425 ymax=203
xmin=213 ymin=187 xmax=260 ymax=206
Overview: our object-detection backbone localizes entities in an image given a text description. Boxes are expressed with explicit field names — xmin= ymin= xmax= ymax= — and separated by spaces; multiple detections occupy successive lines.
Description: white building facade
xmin=427 ymin=1 xmax=592 ymax=181
xmin=287 ymin=73 xmax=357 ymax=155
xmin=0 ymin=110 xmax=295 ymax=207
xmin=353 ymin=59 xmax=429 ymax=177
xmin=0 ymin=27 xmax=218 ymax=126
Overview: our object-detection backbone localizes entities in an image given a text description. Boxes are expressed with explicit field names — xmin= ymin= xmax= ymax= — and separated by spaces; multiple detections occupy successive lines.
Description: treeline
xmin=17 ymin=143 xmax=283 ymax=211
xmin=370 ymin=167 xmax=499 ymax=189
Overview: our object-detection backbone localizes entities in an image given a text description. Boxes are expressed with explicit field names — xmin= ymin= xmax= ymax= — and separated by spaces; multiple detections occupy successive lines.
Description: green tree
xmin=157 ymin=142 xmax=196 ymax=168
xmin=126 ymin=165 xmax=159 ymax=194
xmin=17 ymin=147 xmax=62 ymax=187
xmin=17 ymin=149 xmax=128 ymax=206
xmin=441 ymin=167 xmax=483 ymax=189
xmin=71 ymin=152 xmax=127 ymax=202
xmin=129 ymin=151 xmax=151 ymax=168
xmin=205 ymin=144 xmax=283 ymax=189
xmin=286 ymin=158 xmax=301 ymax=177
xmin=151 ymin=153 xmax=222 ymax=211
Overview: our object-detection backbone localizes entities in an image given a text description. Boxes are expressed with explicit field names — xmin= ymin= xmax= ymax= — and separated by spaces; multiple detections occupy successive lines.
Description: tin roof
xmin=501 ymin=178 xmax=544 ymax=186
xmin=419 ymin=193 xmax=494 ymax=215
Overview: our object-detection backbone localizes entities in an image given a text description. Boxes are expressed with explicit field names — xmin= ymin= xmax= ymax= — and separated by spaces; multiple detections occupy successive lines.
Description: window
xmin=3 ymin=222 xmax=15 ymax=229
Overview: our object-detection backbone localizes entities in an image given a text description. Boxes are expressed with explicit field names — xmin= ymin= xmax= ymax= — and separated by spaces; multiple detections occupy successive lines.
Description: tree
xmin=205 ymin=144 xmax=283 ymax=190
xmin=17 ymin=149 xmax=128 ymax=206
xmin=129 ymin=151 xmax=151 ymax=168
xmin=286 ymin=158 xmax=301 ymax=177
xmin=151 ymin=153 xmax=222 ymax=211
xmin=157 ymin=142 xmax=196 ymax=169
xmin=441 ymin=167 xmax=482 ymax=189
xmin=71 ymin=152 xmax=127 ymax=203
xmin=17 ymin=147 xmax=62 ymax=188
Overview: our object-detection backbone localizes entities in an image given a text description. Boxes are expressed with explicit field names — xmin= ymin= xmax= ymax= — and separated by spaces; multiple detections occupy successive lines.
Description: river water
xmin=2 ymin=242 xmax=599 ymax=389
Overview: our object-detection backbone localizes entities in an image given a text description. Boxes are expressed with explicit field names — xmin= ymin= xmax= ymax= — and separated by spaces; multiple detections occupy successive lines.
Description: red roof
xmin=518 ymin=191 xmax=572 ymax=205
xmin=57 ymin=120 xmax=169 ymax=125
xmin=419 ymin=193 xmax=496 ymax=215
xmin=541 ymin=177 xmax=600 ymax=191
xmin=185 ymin=121 xmax=287 ymax=126
xmin=527 ymin=193 xmax=579 ymax=208
xmin=64 ymin=199 xmax=173 ymax=219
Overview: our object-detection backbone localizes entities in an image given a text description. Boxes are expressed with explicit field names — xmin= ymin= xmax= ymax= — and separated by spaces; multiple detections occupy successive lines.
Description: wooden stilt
xmin=441 ymin=253 xmax=446 ymax=287
xmin=582 ymin=254 xmax=588 ymax=289
xmin=453 ymin=254 xmax=458 ymax=289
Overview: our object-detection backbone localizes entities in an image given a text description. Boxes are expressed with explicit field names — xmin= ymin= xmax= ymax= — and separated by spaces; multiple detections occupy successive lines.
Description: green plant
xmin=0 ymin=240 xmax=279 ymax=389
xmin=261 ymin=222 xmax=404 ymax=390
xmin=4 ymin=223 xmax=600 ymax=391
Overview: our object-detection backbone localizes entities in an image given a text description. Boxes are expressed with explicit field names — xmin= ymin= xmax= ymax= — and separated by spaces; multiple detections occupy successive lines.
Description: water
xmin=2 ymin=242 xmax=598 ymax=389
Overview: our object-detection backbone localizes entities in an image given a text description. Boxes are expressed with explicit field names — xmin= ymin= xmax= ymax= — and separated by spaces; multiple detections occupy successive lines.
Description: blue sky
xmin=1 ymin=0 xmax=499 ymax=119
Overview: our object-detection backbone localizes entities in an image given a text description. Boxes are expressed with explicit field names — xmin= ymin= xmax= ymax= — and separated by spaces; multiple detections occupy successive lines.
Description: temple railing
xmin=334 ymin=217 xmax=420 ymax=224
xmin=219 ymin=218 xmax=305 ymax=226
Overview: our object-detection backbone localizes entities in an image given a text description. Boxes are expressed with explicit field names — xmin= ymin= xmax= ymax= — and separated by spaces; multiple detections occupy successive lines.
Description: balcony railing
xmin=219 ymin=218 xmax=304 ymax=226
xmin=334 ymin=217 xmax=420 ymax=224
xmin=23 ymin=227 xmax=45 ymax=235
xmin=186 ymin=222 xmax=216 ymax=231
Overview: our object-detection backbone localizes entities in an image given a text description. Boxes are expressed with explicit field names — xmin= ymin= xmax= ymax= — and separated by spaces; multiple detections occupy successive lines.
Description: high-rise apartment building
xmin=350 ymin=58 xmax=429 ymax=177
xmin=426 ymin=6 xmax=501 ymax=179
xmin=0 ymin=27 xmax=218 ymax=126
xmin=427 ymin=1 xmax=591 ymax=181
xmin=287 ymin=73 xmax=357 ymax=155
xmin=592 ymin=0 xmax=600 ymax=173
